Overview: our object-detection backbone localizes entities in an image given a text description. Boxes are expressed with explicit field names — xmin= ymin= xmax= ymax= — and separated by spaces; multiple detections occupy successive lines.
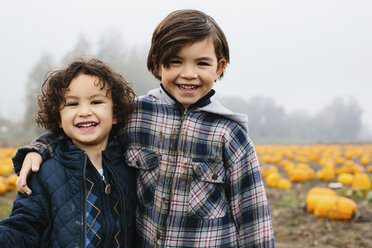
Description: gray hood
xmin=146 ymin=88 xmax=249 ymax=133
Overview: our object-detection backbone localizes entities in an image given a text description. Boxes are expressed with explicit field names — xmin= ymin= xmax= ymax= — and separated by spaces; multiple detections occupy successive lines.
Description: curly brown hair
xmin=147 ymin=9 xmax=230 ymax=80
xmin=36 ymin=58 xmax=136 ymax=135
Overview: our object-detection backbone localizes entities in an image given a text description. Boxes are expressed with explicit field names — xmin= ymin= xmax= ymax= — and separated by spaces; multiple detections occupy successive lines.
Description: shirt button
xmin=212 ymin=174 xmax=218 ymax=180
xmin=156 ymin=230 xmax=161 ymax=239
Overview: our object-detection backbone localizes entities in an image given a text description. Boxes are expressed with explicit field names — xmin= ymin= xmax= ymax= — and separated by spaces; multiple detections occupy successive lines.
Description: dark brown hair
xmin=36 ymin=58 xmax=135 ymax=135
xmin=147 ymin=9 xmax=230 ymax=80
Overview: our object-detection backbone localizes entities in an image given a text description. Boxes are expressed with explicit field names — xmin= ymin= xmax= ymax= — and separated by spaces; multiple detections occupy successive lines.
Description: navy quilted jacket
xmin=0 ymin=138 xmax=137 ymax=247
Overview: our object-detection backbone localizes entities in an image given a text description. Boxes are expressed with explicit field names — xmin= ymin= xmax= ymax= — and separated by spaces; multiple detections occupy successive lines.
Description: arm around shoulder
xmin=12 ymin=131 xmax=61 ymax=175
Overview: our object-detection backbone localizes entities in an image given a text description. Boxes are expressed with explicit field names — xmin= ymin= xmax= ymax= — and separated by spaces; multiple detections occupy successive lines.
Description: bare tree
xmin=314 ymin=97 xmax=363 ymax=142
xmin=23 ymin=53 xmax=55 ymax=138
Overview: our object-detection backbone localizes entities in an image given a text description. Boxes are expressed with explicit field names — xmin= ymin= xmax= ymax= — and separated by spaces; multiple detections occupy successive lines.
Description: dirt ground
xmin=266 ymin=180 xmax=372 ymax=248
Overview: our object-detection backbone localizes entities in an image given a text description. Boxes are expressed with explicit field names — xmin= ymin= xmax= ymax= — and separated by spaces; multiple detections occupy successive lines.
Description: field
xmin=258 ymin=144 xmax=372 ymax=248
xmin=0 ymin=145 xmax=372 ymax=247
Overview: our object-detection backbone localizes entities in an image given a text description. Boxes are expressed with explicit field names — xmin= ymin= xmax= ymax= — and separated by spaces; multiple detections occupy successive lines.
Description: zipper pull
xmin=102 ymin=176 xmax=112 ymax=195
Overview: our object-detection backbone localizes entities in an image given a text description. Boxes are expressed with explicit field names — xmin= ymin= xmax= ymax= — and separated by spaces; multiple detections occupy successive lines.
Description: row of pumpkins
xmin=0 ymin=148 xmax=18 ymax=195
xmin=256 ymin=144 xmax=372 ymax=220
xmin=1 ymin=145 xmax=371 ymax=221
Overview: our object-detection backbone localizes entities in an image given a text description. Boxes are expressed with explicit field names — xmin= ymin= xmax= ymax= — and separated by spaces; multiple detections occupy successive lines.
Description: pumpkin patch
xmin=256 ymin=144 xmax=372 ymax=222
xmin=0 ymin=148 xmax=18 ymax=195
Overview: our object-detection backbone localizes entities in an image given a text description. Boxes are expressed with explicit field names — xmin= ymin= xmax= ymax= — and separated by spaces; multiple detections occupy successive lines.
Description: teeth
xmin=77 ymin=123 xmax=97 ymax=128
xmin=179 ymin=85 xmax=197 ymax=90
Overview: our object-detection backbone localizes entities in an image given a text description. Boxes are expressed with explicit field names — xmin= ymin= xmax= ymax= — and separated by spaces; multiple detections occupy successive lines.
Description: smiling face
xmin=59 ymin=73 xmax=117 ymax=151
xmin=159 ymin=38 xmax=226 ymax=108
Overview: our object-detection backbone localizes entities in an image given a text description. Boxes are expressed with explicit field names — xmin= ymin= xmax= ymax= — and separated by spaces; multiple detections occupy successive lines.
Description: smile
xmin=178 ymin=84 xmax=199 ymax=90
xmin=75 ymin=122 xmax=98 ymax=128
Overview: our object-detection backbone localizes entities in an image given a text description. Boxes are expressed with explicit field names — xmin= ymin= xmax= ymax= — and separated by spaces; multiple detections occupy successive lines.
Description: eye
xmin=91 ymin=100 xmax=103 ymax=105
xmin=169 ymin=59 xmax=182 ymax=66
xmin=198 ymin=61 xmax=210 ymax=66
xmin=65 ymin=102 xmax=78 ymax=107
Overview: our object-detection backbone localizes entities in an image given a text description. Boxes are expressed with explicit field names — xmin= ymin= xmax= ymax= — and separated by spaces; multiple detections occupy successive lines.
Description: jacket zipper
xmin=82 ymin=153 xmax=88 ymax=247
xmin=103 ymin=153 xmax=127 ymax=247
xmin=164 ymin=108 xmax=188 ymax=240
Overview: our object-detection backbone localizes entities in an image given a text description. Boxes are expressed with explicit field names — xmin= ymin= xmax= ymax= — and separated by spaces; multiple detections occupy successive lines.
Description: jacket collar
xmin=159 ymin=83 xmax=215 ymax=110
xmin=53 ymin=137 xmax=122 ymax=170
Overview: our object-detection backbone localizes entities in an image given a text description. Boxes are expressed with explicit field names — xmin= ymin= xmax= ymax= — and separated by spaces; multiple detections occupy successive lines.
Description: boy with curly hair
xmin=0 ymin=58 xmax=137 ymax=247
xmin=14 ymin=10 xmax=274 ymax=247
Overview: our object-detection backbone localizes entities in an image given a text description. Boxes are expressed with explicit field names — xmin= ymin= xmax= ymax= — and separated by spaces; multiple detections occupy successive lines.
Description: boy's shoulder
xmin=38 ymin=155 xmax=64 ymax=176
xmin=199 ymin=100 xmax=249 ymax=134
xmin=38 ymin=139 xmax=79 ymax=178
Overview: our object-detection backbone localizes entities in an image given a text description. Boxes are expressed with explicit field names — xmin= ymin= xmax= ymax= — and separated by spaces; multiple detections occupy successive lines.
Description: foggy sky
xmin=1 ymin=0 xmax=371 ymax=129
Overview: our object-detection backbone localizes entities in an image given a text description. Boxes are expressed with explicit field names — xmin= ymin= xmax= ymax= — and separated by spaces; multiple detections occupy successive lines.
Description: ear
xmin=113 ymin=116 xmax=118 ymax=125
xmin=216 ymin=59 xmax=227 ymax=79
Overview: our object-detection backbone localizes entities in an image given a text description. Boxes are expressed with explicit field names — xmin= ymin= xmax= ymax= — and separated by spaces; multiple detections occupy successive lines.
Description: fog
xmin=1 ymin=0 xmax=371 ymax=141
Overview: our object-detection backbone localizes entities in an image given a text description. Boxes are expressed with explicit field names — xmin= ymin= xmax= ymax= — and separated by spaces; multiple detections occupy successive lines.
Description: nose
xmin=78 ymin=103 xmax=92 ymax=117
xmin=180 ymin=64 xmax=197 ymax=79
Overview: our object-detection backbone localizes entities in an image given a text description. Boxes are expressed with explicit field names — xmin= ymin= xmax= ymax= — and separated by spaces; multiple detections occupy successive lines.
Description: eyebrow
xmin=172 ymin=55 xmax=215 ymax=62
xmin=64 ymin=93 xmax=108 ymax=100
xmin=196 ymin=57 xmax=214 ymax=62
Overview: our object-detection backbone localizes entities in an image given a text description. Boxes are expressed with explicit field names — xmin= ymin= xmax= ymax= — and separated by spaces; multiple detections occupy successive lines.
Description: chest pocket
xmin=188 ymin=158 xmax=228 ymax=219
xmin=125 ymin=148 xmax=161 ymax=207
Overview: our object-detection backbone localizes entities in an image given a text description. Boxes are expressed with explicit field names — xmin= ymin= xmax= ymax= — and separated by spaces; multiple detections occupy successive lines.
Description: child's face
xmin=59 ymin=74 xmax=117 ymax=151
xmin=159 ymin=38 xmax=226 ymax=108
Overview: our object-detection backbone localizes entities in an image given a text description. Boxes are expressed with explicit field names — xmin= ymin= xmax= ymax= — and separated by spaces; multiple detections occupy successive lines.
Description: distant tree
xmin=0 ymin=116 xmax=11 ymax=133
xmin=218 ymin=95 xmax=366 ymax=143
xmin=23 ymin=53 xmax=55 ymax=138
xmin=96 ymin=31 xmax=158 ymax=95
xmin=121 ymin=46 xmax=159 ymax=96
xmin=314 ymin=97 xmax=363 ymax=142
xmin=96 ymin=30 xmax=127 ymax=69
xmin=245 ymin=96 xmax=288 ymax=140
xmin=61 ymin=35 xmax=92 ymax=65
xmin=286 ymin=110 xmax=316 ymax=142
xmin=218 ymin=96 xmax=289 ymax=142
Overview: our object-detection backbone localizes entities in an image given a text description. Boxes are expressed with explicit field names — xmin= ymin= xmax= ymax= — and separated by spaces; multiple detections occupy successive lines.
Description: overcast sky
xmin=1 ymin=0 xmax=371 ymax=130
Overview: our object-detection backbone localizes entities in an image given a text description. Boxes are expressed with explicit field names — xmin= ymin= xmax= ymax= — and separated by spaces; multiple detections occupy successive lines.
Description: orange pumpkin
xmin=261 ymin=165 xmax=278 ymax=178
xmin=306 ymin=187 xmax=337 ymax=213
xmin=316 ymin=167 xmax=335 ymax=181
xmin=360 ymin=154 xmax=370 ymax=165
xmin=6 ymin=174 xmax=18 ymax=190
xmin=337 ymin=173 xmax=354 ymax=185
xmin=0 ymin=177 xmax=8 ymax=195
xmin=314 ymin=196 xmax=357 ymax=220
xmin=266 ymin=173 xmax=281 ymax=188
xmin=335 ymin=166 xmax=349 ymax=175
xmin=289 ymin=168 xmax=308 ymax=182
xmin=277 ymin=178 xmax=291 ymax=190
xmin=352 ymin=173 xmax=371 ymax=196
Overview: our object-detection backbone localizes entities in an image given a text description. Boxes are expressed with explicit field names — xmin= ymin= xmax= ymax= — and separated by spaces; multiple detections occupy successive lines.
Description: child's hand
xmin=16 ymin=152 xmax=42 ymax=195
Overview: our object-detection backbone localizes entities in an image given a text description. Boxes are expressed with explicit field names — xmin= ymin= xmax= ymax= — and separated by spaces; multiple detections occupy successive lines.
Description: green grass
xmin=0 ymin=191 xmax=17 ymax=220
xmin=276 ymin=195 xmax=298 ymax=208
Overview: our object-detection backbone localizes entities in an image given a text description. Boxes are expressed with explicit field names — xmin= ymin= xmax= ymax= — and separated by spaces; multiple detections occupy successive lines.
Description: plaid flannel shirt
xmin=122 ymin=87 xmax=274 ymax=247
